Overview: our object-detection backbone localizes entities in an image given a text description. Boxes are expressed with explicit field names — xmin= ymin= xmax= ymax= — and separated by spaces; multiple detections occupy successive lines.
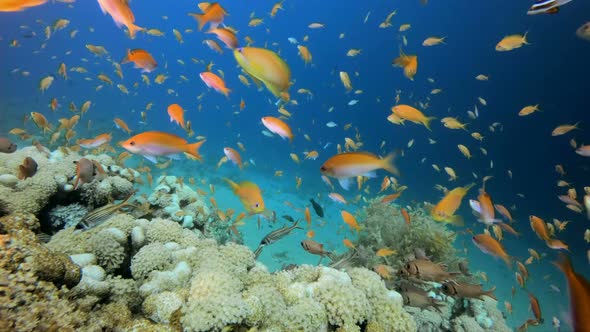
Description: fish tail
xmin=185 ymin=140 xmax=205 ymax=161
xmin=222 ymin=87 xmax=231 ymax=97
xmin=448 ymin=214 xmax=465 ymax=227
xmin=523 ymin=30 xmax=531 ymax=45
xmin=381 ymin=152 xmax=400 ymax=176
xmin=485 ymin=286 xmax=497 ymax=301
xmin=552 ymin=252 xmax=573 ymax=276
xmin=423 ymin=116 xmax=436 ymax=131
xmin=127 ymin=23 xmax=145 ymax=39
xmin=189 ymin=13 xmax=207 ymax=30
xmin=223 ymin=178 xmax=239 ymax=192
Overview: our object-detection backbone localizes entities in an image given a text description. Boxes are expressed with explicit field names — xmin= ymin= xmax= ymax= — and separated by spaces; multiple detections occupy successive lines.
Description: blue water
xmin=2 ymin=1 xmax=590 ymax=331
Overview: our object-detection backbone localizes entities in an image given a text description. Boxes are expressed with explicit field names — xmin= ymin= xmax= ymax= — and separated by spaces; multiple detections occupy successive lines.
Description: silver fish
xmin=253 ymin=220 xmax=302 ymax=258
xmin=527 ymin=0 xmax=572 ymax=15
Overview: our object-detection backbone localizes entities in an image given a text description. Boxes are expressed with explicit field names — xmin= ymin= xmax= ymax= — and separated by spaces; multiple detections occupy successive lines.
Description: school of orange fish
xmin=1 ymin=0 xmax=590 ymax=331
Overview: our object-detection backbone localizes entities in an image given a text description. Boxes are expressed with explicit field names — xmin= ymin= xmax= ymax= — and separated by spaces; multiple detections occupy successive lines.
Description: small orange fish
xmin=206 ymin=27 xmax=238 ymax=49
xmin=392 ymin=48 xmax=418 ymax=80
xmin=430 ymin=183 xmax=474 ymax=226
xmin=306 ymin=230 xmax=315 ymax=238
xmin=0 ymin=0 xmax=47 ymax=11
xmin=97 ymin=0 xmax=144 ymax=39
xmin=261 ymin=116 xmax=293 ymax=142
xmin=341 ymin=210 xmax=360 ymax=231
xmin=200 ymin=71 xmax=231 ymax=96
xmin=343 ymin=238 xmax=355 ymax=249
xmin=376 ymin=248 xmax=396 ymax=257
xmin=223 ymin=147 xmax=243 ymax=169
xmin=401 ymin=208 xmax=411 ymax=225
xmin=321 ymin=151 xmax=398 ymax=190
xmin=189 ymin=2 xmax=228 ymax=30
xmin=78 ymin=133 xmax=112 ymax=149
xmin=381 ymin=192 xmax=402 ymax=203
xmin=121 ymin=49 xmax=157 ymax=72
xmin=224 ymin=178 xmax=266 ymax=215
xmin=472 ymin=233 xmax=512 ymax=267
xmin=119 ymin=131 xmax=205 ymax=163
xmin=114 ymin=117 xmax=132 ymax=134
xmin=305 ymin=207 xmax=311 ymax=226
xmin=167 ymin=104 xmax=185 ymax=129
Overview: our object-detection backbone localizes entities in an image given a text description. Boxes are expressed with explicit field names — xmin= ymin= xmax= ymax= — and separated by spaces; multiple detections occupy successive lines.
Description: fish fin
xmin=381 ymin=152 xmax=400 ymax=176
xmin=188 ymin=13 xmax=206 ymax=30
xmin=485 ymin=286 xmax=497 ymax=300
xmin=127 ymin=23 xmax=145 ymax=39
xmin=338 ymin=178 xmax=352 ymax=190
xmin=448 ymin=215 xmax=465 ymax=227
xmin=185 ymin=140 xmax=205 ymax=161
xmin=223 ymin=178 xmax=239 ymax=192
xmin=144 ymin=155 xmax=158 ymax=163
xmin=168 ymin=154 xmax=182 ymax=160
xmin=73 ymin=176 xmax=80 ymax=190
xmin=552 ymin=252 xmax=573 ymax=275
xmin=423 ymin=116 xmax=437 ymax=131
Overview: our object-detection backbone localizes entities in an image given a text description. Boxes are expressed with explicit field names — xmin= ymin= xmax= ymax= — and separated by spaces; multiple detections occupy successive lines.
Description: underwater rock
xmin=0 ymin=174 xmax=18 ymax=188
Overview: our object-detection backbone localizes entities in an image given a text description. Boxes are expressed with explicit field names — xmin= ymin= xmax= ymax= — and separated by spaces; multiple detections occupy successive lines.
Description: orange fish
xmin=320 ymin=151 xmax=398 ymax=190
xmin=119 ymin=131 xmax=205 ymax=163
xmin=30 ymin=112 xmax=52 ymax=133
xmin=189 ymin=2 xmax=228 ymax=30
xmin=391 ymin=104 xmax=435 ymax=131
xmin=381 ymin=192 xmax=402 ymax=203
xmin=121 ymin=49 xmax=157 ymax=73
xmin=343 ymin=238 xmax=355 ymax=249
xmin=392 ymin=48 xmax=418 ymax=80
xmin=78 ymin=133 xmax=112 ymax=149
xmin=167 ymin=104 xmax=186 ymax=129
xmin=206 ymin=27 xmax=238 ymax=49
xmin=223 ymin=147 xmax=243 ymax=169
xmin=0 ymin=0 xmax=46 ymax=11
xmin=97 ymin=0 xmax=144 ymax=39
xmin=430 ymin=183 xmax=474 ymax=226
xmin=472 ymin=233 xmax=512 ymax=267
xmin=305 ymin=207 xmax=311 ymax=226
xmin=114 ymin=117 xmax=132 ymax=134
xmin=224 ymin=178 xmax=266 ymax=215
xmin=376 ymin=248 xmax=396 ymax=257
xmin=341 ymin=210 xmax=360 ymax=231
xmin=328 ymin=192 xmax=347 ymax=204
xmin=306 ymin=230 xmax=315 ymax=238
xmin=200 ymin=71 xmax=231 ymax=96
xmin=401 ymin=208 xmax=411 ymax=225
xmin=261 ymin=116 xmax=293 ymax=142
xmin=553 ymin=253 xmax=590 ymax=332
xmin=529 ymin=215 xmax=551 ymax=241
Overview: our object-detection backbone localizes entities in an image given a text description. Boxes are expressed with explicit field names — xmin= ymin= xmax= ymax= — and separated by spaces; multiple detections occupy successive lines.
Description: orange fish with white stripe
xmin=78 ymin=133 xmax=112 ymax=149
xmin=119 ymin=131 xmax=205 ymax=163
xmin=320 ymin=151 xmax=398 ymax=190
xmin=261 ymin=116 xmax=293 ymax=142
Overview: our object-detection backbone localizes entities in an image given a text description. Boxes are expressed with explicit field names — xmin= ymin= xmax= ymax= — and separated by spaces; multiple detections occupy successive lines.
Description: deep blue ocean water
xmin=2 ymin=1 xmax=590 ymax=330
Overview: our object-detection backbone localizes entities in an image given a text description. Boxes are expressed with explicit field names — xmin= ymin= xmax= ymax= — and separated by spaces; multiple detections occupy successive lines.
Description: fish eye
xmin=255 ymin=202 xmax=260 ymax=208
xmin=320 ymin=166 xmax=326 ymax=171
xmin=129 ymin=141 xmax=135 ymax=146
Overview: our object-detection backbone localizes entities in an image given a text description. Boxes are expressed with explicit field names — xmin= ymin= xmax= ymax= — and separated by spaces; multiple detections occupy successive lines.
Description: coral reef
xmin=352 ymin=198 xmax=459 ymax=270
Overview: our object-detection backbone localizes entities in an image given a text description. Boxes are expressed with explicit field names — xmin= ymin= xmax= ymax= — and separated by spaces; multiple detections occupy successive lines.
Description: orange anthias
xmin=167 ymin=104 xmax=186 ymax=129
xmin=97 ymin=0 xmax=144 ymax=39
xmin=430 ymin=183 xmax=474 ymax=226
xmin=121 ymin=49 xmax=157 ymax=73
xmin=223 ymin=147 xmax=243 ymax=169
xmin=189 ymin=2 xmax=228 ymax=30
xmin=119 ymin=131 xmax=205 ymax=163
xmin=320 ymin=152 xmax=398 ymax=190
xmin=224 ymin=178 xmax=266 ymax=215
xmin=553 ymin=253 xmax=590 ymax=332
xmin=261 ymin=116 xmax=293 ymax=142
xmin=200 ymin=71 xmax=231 ymax=96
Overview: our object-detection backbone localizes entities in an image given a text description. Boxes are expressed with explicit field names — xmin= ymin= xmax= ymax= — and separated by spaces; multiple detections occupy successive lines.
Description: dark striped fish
xmin=76 ymin=193 xmax=136 ymax=230
xmin=527 ymin=0 xmax=572 ymax=15
xmin=253 ymin=220 xmax=302 ymax=258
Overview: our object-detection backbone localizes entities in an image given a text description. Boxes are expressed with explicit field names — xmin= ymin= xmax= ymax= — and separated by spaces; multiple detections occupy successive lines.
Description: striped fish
xmin=253 ymin=220 xmax=302 ymax=258
xmin=527 ymin=0 xmax=572 ymax=15
xmin=76 ymin=193 xmax=136 ymax=230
